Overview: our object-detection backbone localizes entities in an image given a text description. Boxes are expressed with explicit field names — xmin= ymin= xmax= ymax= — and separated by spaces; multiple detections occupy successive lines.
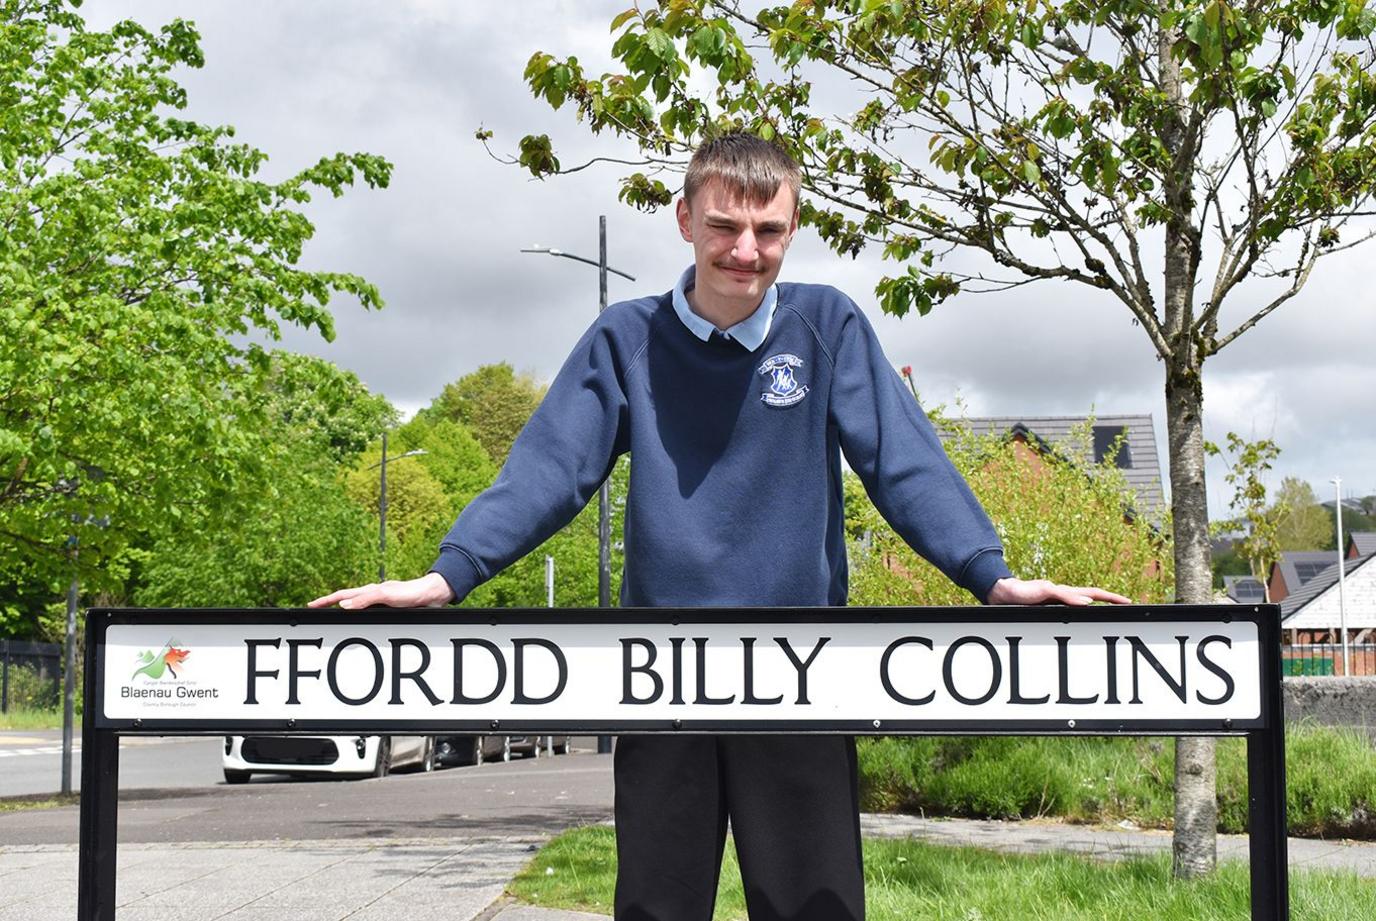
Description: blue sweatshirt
xmin=430 ymin=282 xmax=1012 ymax=607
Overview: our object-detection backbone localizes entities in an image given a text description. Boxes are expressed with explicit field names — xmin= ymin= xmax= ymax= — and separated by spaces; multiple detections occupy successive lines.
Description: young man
xmin=312 ymin=132 xmax=1127 ymax=921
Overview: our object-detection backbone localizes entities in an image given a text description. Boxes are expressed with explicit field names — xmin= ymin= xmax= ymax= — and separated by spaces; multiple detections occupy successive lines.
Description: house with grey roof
xmin=1280 ymin=553 xmax=1376 ymax=675
xmin=1245 ymin=535 xmax=1375 ymax=603
xmin=1348 ymin=532 xmax=1376 ymax=559
xmin=1268 ymin=550 xmax=1343 ymax=603
xmin=1223 ymin=575 xmax=1266 ymax=604
xmin=936 ymin=414 xmax=1164 ymax=521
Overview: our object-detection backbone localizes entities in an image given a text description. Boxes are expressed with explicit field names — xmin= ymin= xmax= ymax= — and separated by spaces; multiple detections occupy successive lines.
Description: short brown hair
xmin=683 ymin=131 xmax=801 ymax=210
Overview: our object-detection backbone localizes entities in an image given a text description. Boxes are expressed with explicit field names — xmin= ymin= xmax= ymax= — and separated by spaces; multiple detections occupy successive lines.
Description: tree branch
xmin=1213 ymin=230 xmax=1318 ymax=352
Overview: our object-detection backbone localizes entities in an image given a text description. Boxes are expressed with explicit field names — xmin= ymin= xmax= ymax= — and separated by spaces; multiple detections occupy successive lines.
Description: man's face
xmin=676 ymin=179 xmax=798 ymax=314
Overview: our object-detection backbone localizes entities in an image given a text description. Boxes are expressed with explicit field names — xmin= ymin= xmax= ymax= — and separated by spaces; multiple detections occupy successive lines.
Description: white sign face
xmin=101 ymin=616 xmax=1263 ymax=729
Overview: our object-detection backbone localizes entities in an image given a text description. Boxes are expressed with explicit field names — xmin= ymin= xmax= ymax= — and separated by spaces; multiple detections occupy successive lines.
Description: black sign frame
xmin=77 ymin=604 xmax=1288 ymax=920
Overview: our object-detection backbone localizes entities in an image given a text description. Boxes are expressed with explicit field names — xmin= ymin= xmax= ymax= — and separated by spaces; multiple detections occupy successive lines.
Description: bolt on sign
xmin=96 ymin=607 xmax=1265 ymax=733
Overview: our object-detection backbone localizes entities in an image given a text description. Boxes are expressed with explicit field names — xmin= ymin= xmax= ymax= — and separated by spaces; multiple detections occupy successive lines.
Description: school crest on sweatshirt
xmin=758 ymin=353 xmax=809 ymax=407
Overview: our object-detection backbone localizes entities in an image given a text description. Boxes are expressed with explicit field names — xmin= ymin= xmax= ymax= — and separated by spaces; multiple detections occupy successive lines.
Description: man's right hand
xmin=308 ymin=571 xmax=455 ymax=609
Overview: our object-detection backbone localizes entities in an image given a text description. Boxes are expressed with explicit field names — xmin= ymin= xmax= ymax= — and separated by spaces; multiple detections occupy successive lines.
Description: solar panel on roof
xmin=1092 ymin=426 xmax=1133 ymax=469
xmin=1293 ymin=561 xmax=1331 ymax=583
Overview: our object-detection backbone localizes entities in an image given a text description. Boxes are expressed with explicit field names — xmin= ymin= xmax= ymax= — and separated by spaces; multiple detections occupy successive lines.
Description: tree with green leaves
xmin=135 ymin=351 xmax=396 ymax=608
xmin=510 ymin=0 xmax=1376 ymax=876
xmin=419 ymin=363 xmax=546 ymax=465
xmin=1333 ymin=499 xmax=1376 ymax=541
xmin=464 ymin=456 xmax=629 ymax=608
xmin=344 ymin=415 xmax=499 ymax=580
xmin=345 ymin=451 xmax=454 ymax=584
xmin=0 ymin=1 xmax=391 ymax=604
xmin=850 ymin=417 xmax=1172 ymax=606
xmin=1208 ymin=433 xmax=1283 ymax=599
xmin=135 ymin=449 xmax=379 ymax=608
xmin=1273 ymin=475 xmax=1331 ymax=551
xmin=259 ymin=352 xmax=397 ymax=465
xmin=374 ymin=416 xmax=499 ymax=510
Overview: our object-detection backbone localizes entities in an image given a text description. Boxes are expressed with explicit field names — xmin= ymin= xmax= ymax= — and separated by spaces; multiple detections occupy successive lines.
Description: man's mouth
xmin=720 ymin=265 xmax=759 ymax=279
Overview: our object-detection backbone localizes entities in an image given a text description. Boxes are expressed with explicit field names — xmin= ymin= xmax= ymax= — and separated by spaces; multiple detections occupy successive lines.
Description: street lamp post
xmin=62 ymin=538 xmax=78 ymax=796
xmin=370 ymin=432 xmax=428 ymax=582
xmin=1332 ymin=475 xmax=1350 ymax=675
xmin=523 ymin=217 xmax=635 ymax=756
xmin=61 ymin=511 xmax=108 ymax=796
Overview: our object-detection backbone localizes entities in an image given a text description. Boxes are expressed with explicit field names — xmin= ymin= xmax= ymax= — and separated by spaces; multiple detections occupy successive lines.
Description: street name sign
xmin=95 ymin=607 xmax=1263 ymax=733
xmin=79 ymin=605 xmax=1289 ymax=921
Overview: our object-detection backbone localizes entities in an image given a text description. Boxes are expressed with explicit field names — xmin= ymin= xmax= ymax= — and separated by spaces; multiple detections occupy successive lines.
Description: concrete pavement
xmin=860 ymin=813 xmax=1376 ymax=877
xmin=0 ymin=835 xmax=591 ymax=921
xmin=3 ymin=815 xmax=1375 ymax=920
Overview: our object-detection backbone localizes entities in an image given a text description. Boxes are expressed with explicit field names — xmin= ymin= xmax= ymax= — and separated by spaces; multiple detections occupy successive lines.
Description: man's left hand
xmin=986 ymin=578 xmax=1132 ymax=606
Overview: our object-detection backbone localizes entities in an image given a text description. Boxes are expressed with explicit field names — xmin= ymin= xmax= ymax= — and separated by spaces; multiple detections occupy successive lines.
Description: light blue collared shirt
xmin=671 ymin=265 xmax=778 ymax=352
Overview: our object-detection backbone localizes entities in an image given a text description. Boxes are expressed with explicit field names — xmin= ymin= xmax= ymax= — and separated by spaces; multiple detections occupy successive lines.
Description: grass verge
xmin=0 ymin=708 xmax=71 ymax=731
xmin=509 ymin=825 xmax=1376 ymax=921
xmin=0 ymin=792 xmax=80 ymax=813
xmin=857 ymin=723 xmax=1376 ymax=839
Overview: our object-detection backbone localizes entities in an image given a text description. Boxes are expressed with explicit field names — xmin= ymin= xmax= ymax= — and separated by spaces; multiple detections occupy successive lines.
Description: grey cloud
xmin=87 ymin=1 xmax=1376 ymax=510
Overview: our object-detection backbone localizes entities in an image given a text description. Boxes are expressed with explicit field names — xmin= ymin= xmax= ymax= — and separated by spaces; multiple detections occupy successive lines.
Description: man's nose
xmin=731 ymin=229 xmax=758 ymax=262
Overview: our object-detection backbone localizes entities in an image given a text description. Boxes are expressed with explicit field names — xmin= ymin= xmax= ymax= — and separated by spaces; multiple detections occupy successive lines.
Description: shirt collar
xmin=671 ymin=265 xmax=778 ymax=352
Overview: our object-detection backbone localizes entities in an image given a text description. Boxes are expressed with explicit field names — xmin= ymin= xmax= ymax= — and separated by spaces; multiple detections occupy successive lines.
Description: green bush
xmin=859 ymin=723 xmax=1376 ymax=839
xmin=1217 ymin=721 xmax=1376 ymax=839
xmin=1 ymin=660 xmax=61 ymax=711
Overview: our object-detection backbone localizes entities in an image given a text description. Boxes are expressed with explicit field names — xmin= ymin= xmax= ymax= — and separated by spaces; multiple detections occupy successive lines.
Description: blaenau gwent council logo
xmin=132 ymin=640 xmax=190 ymax=681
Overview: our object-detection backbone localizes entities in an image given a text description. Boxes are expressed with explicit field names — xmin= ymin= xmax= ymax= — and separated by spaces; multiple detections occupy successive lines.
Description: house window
xmin=1092 ymin=425 xmax=1133 ymax=469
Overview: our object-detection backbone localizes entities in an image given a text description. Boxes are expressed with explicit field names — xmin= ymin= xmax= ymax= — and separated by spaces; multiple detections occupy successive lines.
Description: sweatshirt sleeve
xmin=429 ymin=316 xmax=633 ymax=602
xmin=827 ymin=298 xmax=1012 ymax=602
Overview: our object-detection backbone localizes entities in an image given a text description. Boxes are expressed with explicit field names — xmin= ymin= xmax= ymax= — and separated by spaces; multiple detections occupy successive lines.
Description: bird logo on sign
xmin=132 ymin=641 xmax=190 ymax=681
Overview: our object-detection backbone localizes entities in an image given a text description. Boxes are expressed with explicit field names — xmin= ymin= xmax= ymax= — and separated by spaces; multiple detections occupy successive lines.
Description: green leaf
xmin=0 ymin=1 xmax=395 ymax=606
xmin=644 ymin=27 xmax=675 ymax=67
xmin=517 ymin=134 xmax=561 ymax=176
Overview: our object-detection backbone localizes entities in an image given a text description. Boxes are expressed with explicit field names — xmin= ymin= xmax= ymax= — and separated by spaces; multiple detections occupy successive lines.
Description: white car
xmin=222 ymin=734 xmax=438 ymax=783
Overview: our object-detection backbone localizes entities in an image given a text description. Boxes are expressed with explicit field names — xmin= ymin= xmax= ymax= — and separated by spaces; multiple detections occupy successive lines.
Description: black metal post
xmin=1247 ymin=607 xmax=1288 ymax=921
xmin=379 ymin=430 xmax=389 ymax=582
xmin=62 ymin=548 xmax=79 ymax=795
xmin=77 ymin=610 xmax=119 ymax=921
xmin=597 ymin=215 xmax=611 ymax=612
xmin=1 ymin=640 xmax=9 ymax=713
xmin=596 ymin=214 xmax=613 ymax=757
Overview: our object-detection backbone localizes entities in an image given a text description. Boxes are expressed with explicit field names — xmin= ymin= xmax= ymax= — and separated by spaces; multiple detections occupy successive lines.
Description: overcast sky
xmin=89 ymin=1 xmax=1375 ymax=518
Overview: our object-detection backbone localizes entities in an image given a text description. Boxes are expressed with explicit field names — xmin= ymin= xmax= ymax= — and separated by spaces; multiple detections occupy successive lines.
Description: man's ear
xmin=784 ymin=205 xmax=800 ymax=250
xmin=676 ymin=196 xmax=693 ymax=242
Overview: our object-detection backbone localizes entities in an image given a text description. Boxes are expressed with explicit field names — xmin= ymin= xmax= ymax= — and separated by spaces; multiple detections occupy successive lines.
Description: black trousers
xmin=613 ymin=735 xmax=864 ymax=921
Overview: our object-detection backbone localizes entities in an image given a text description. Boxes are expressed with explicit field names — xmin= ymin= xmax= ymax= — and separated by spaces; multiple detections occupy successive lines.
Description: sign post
xmin=77 ymin=604 xmax=1287 ymax=920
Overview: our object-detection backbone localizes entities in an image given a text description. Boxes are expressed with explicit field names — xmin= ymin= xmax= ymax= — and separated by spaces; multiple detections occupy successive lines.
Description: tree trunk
xmin=1165 ymin=357 xmax=1218 ymax=878
xmin=1156 ymin=16 xmax=1218 ymax=878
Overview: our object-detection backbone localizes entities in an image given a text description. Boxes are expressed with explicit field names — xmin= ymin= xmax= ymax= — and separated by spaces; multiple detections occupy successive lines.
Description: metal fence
xmin=0 ymin=639 xmax=63 ymax=712
xmin=1281 ymin=642 xmax=1376 ymax=677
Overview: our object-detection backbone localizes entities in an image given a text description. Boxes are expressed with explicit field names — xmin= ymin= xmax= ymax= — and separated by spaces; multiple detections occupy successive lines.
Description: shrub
xmin=2 ymin=660 xmax=61 ymax=711
xmin=859 ymin=724 xmax=1376 ymax=839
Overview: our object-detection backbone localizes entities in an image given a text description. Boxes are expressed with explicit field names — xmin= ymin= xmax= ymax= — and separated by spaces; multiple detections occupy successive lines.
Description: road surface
xmin=0 ymin=730 xmax=224 ymax=797
xmin=0 ymin=735 xmax=614 ymax=846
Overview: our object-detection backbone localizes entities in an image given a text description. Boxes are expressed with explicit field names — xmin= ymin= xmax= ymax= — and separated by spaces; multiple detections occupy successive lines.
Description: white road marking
xmin=0 ymin=737 xmax=202 ymax=758
xmin=0 ymin=745 xmax=78 ymax=758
